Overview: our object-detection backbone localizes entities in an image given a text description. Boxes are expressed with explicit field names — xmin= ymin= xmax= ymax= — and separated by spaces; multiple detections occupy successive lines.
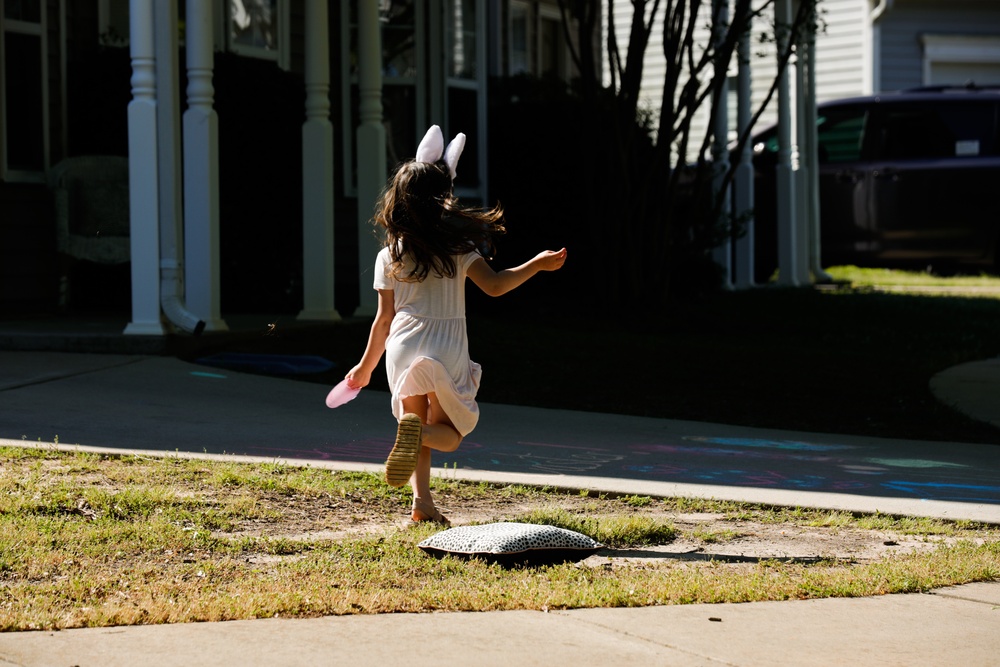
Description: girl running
xmin=345 ymin=125 xmax=566 ymax=525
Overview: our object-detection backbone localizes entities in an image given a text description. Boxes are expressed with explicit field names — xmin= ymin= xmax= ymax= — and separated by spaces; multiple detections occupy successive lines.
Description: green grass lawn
xmin=3 ymin=447 xmax=997 ymax=630
xmin=186 ymin=267 xmax=1000 ymax=444
xmin=826 ymin=266 xmax=1000 ymax=288
xmin=13 ymin=266 xmax=1000 ymax=628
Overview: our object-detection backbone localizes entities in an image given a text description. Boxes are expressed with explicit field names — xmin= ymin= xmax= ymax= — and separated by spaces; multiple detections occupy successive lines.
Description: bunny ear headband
xmin=415 ymin=125 xmax=466 ymax=181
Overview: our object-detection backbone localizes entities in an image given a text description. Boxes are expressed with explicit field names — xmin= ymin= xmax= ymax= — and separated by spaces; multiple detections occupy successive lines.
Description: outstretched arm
xmin=345 ymin=289 xmax=395 ymax=389
xmin=467 ymin=248 xmax=567 ymax=297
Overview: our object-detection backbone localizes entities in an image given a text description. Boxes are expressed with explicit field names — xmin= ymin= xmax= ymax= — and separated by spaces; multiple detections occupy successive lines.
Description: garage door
xmin=929 ymin=62 xmax=1000 ymax=86
xmin=922 ymin=34 xmax=1000 ymax=87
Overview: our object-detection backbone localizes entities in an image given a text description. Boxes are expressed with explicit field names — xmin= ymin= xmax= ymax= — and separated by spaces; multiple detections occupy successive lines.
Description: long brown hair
xmin=375 ymin=160 xmax=506 ymax=282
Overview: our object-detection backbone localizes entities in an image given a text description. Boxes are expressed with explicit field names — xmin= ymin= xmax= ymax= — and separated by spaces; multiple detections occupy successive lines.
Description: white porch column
xmin=298 ymin=0 xmax=340 ymax=322
xmin=124 ymin=0 xmax=164 ymax=335
xmin=804 ymin=32 xmax=830 ymax=282
xmin=775 ymin=0 xmax=800 ymax=286
xmin=733 ymin=24 xmax=756 ymax=289
xmin=710 ymin=0 xmax=732 ymax=288
xmin=792 ymin=19 xmax=812 ymax=285
xmin=155 ymin=0 xmax=203 ymax=334
xmin=355 ymin=0 xmax=387 ymax=317
xmin=183 ymin=0 xmax=228 ymax=331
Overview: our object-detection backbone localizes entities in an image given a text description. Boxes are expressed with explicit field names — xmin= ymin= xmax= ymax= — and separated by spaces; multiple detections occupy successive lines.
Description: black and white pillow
xmin=417 ymin=522 xmax=603 ymax=567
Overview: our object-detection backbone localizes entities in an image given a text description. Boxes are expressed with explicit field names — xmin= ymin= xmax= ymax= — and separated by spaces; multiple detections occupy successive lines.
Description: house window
xmin=1 ymin=0 xmax=47 ymax=181
xmin=446 ymin=0 xmax=478 ymax=79
xmin=97 ymin=0 xmax=129 ymax=46
xmin=443 ymin=0 xmax=485 ymax=194
xmin=226 ymin=0 xmax=289 ymax=69
xmin=507 ymin=2 xmax=571 ymax=81
xmin=4 ymin=0 xmax=40 ymax=22
xmin=510 ymin=2 xmax=532 ymax=75
xmin=538 ymin=6 xmax=567 ymax=80
xmin=341 ymin=0 xmax=423 ymax=195
xmin=340 ymin=1 xmax=487 ymax=201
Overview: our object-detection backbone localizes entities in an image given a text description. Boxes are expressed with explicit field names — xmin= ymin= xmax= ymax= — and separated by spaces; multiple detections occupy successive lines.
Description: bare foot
xmin=412 ymin=498 xmax=450 ymax=526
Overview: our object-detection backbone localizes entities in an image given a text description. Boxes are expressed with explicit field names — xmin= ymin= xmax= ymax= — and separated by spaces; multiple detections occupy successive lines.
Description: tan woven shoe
xmin=385 ymin=413 xmax=422 ymax=487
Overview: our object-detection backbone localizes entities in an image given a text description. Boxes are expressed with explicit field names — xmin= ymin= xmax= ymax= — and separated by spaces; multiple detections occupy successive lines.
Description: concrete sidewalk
xmin=0 ymin=582 xmax=997 ymax=666
xmin=0 ymin=347 xmax=999 ymax=666
xmin=2 ymin=350 xmax=999 ymax=522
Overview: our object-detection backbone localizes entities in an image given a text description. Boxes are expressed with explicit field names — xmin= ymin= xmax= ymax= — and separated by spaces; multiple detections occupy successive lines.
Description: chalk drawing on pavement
xmin=839 ymin=465 xmax=888 ymax=476
xmin=622 ymin=435 xmax=998 ymax=504
xmin=244 ymin=438 xmax=485 ymax=463
xmin=864 ymin=458 xmax=968 ymax=469
xmin=236 ymin=429 xmax=998 ymax=505
xmin=455 ymin=440 xmax=625 ymax=474
xmin=683 ymin=436 xmax=855 ymax=452
xmin=880 ymin=480 xmax=1000 ymax=503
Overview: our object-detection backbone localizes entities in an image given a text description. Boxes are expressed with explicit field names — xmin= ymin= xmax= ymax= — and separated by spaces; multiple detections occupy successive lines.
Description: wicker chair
xmin=47 ymin=156 xmax=130 ymax=306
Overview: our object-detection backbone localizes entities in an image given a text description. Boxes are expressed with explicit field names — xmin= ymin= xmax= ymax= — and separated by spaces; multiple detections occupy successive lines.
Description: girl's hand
xmin=535 ymin=247 xmax=567 ymax=272
xmin=469 ymin=248 xmax=567 ymax=297
xmin=345 ymin=365 xmax=371 ymax=390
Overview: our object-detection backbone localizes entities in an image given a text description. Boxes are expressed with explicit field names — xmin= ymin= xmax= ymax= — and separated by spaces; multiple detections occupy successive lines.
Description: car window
xmin=874 ymin=102 xmax=997 ymax=160
xmin=816 ymin=108 xmax=867 ymax=163
xmin=755 ymin=106 xmax=867 ymax=163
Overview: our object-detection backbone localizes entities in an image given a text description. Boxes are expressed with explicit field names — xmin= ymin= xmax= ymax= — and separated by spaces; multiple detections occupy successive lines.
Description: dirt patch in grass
xmin=209 ymin=486 xmax=970 ymax=567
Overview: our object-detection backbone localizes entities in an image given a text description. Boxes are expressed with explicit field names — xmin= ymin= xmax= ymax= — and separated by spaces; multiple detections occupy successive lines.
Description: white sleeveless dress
xmin=374 ymin=247 xmax=483 ymax=436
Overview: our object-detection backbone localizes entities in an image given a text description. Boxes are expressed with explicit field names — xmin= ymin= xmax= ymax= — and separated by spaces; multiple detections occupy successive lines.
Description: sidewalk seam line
xmin=0 ymin=357 xmax=148 ymax=393
xmin=550 ymin=611 xmax=742 ymax=666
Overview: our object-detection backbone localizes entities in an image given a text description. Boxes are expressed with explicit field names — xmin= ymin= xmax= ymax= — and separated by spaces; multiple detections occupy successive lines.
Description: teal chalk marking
xmin=190 ymin=371 xmax=227 ymax=379
xmin=865 ymin=457 xmax=967 ymax=469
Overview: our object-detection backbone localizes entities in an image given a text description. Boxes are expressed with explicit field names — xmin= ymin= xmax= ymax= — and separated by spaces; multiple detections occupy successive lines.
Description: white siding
xmin=602 ymin=1 xmax=728 ymax=160
xmin=812 ymin=0 xmax=868 ymax=101
xmin=601 ymin=0 xmax=671 ymax=121
xmin=686 ymin=2 xmax=725 ymax=161
xmin=747 ymin=5 xmax=780 ymax=135
xmin=603 ymin=0 xmax=1000 ymax=161
xmin=602 ymin=0 xmax=870 ymax=162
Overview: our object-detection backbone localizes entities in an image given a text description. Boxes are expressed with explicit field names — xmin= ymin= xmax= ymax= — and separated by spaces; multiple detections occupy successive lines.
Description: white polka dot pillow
xmin=417 ymin=522 xmax=603 ymax=567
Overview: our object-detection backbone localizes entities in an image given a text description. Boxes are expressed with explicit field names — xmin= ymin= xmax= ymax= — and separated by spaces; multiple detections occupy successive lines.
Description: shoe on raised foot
xmin=385 ymin=413 xmax=422 ymax=488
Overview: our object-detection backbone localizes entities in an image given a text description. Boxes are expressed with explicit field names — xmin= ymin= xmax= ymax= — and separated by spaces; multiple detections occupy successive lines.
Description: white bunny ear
xmin=443 ymin=132 xmax=466 ymax=181
xmin=415 ymin=125 xmax=444 ymax=164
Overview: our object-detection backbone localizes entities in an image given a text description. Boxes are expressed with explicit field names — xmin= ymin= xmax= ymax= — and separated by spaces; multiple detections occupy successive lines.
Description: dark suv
xmin=752 ymin=85 xmax=1000 ymax=281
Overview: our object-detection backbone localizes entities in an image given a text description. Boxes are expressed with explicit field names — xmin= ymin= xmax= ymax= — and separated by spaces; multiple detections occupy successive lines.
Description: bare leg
xmin=424 ymin=392 xmax=462 ymax=452
xmin=410 ymin=446 xmax=434 ymax=507
xmin=401 ymin=393 xmax=462 ymax=523
xmin=401 ymin=395 xmax=429 ymax=424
